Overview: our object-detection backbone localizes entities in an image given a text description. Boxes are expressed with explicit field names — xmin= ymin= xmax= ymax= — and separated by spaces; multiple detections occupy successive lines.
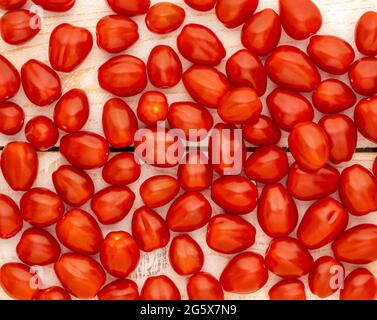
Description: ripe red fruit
xmin=25 ymin=116 xmax=59 ymax=151
xmin=107 ymin=0 xmax=150 ymax=16
xmin=0 ymin=101 xmax=24 ymax=135
xmin=206 ymin=214 xmax=256 ymax=254
xmin=0 ymin=55 xmax=20 ymax=103
xmin=98 ymin=279 xmax=139 ymax=300
xmin=177 ymin=24 xmax=226 ymax=66
xmin=354 ymin=96 xmax=377 ymax=143
xmin=0 ymin=0 xmax=27 ymax=9
xmin=220 ymin=252 xmax=268 ymax=294
xmin=34 ymin=287 xmax=71 ymax=300
xmin=355 ymin=11 xmax=377 ymax=57
xmin=187 ymin=272 xmax=224 ymax=300
xmin=269 ymin=280 xmax=306 ymax=300
xmin=215 ymin=0 xmax=258 ymax=28
xmin=102 ymin=153 xmax=141 ymax=186
xmin=348 ymin=57 xmax=377 ymax=96
xmin=0 ymin=194 xmax=22 ymax=239
xmin=340 ymin=268 xmax=377 ymax=300
xmin=96 ymin=15 xmax=139 ymax=54
xmin=184 ymin=0 xmax=216 ymax=11
xmin=1 ymin=141 xmax=38 ymax=191
xmin=146 ymin=2 xmax=185 ymax=34
xmin=242 ymin=115 xmax=281 ymax=146
xmin=32 ymin=0 xmax=75 ymax=12
xmin=374 ymin=157 xmax=377 ymax=177
xmin=141 ymin=275 xmax=181 ymax=300
xmin=137 ymin=91 xmax=168 ymax=125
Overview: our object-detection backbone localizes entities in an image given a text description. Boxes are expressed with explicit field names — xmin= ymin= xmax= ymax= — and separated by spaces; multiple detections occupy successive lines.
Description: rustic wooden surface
xmin=0 ymin=0 xmax=377 ymax=300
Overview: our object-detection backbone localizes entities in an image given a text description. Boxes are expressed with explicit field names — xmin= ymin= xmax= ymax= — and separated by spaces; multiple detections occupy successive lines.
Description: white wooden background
xmin=0 ymin=0 xmax=376 ymax=300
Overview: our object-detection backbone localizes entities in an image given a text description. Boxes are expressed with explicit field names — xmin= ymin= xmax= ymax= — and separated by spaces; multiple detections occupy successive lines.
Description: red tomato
xmin=318 ymin=114 xmax=357 ymax=164
xmin=102 ymin=153 xmax=140 ymax=186
xmin=16 ymin=228 xmax=61 ymax=266
xmin=21 ymin=59 xmax=62 ymax=106
xmin=146 ymin=2 xmax=185 ymax=34
xmin=132 ymin=206 xmax=170 ymax=252
xmin=187 ymin=272 xmax=224 ymax=300
xmin=137 ymin=91 xmax=168 ymax=125
xmin=100 ymin=231 xmax=140 ymax=278
xmin=265 ymin=237 xmax=313 ymax=278
xmin=0 ymin=101 xmax=24 ymax=135
xmin=56 ymin=208 xmax=103 ymax=255
xmin=279 ymin=0 xmax=322 ymax=40
xmin=354 ymin=96 xmax=377 ymax=143
xmin=166 ymin=192 xmax=212 ymax=232
xmin=215 ymin=0 xmax=258 ymax=28
xmin=226 ymin=49 xmax=267 ymax=96
xmin=32 ymin=0 xmax=75 ymax=11
xmin=269 ymin=280 xmax=306 ymax=300
xmin=267 ymin=88 xmax=314 ymax=132
xmin=241 ymin=9 xmax=281 ymax=56
xmin=91 ymin=186 xmax=135 ymax=225
xmin=0 ymin=0 xmax=26 ymax=9
xmin=1 ymin=141 xmax=38 ymax=191
xmin=0 ymin=9 xmax=41 ymax=44
xmin=34 ymin=287 xmax=71 ymax=300
xmin=60 ymin=131 xmax=109 ymax=169
xmin=52 ymin=165 xmax=94 ymax=207
xmin=98 ymin=279 xmax=139 ymax=300
xmin=107 ymin=0 xmax=150 ymax=16
xmin=0 ymin=194 xmax=22 ymax=239
xmin=220 ymin=252 xmax=268 ymax=294
xmin=184 ymin=0 xmax=216 ymax=11
xmin=98 ymin=55 xmax=147 ymax=97
xmin=374 ymin=157 xmax=377 ymax=177
xmin=141 ymin=275 xmax=181 ymax=300
xmin=297 ymin=198 xmax=349 ymax=249
xmin=96 ymin=15 xmax=139 ymax=54
xmin=288 ymin=121 xmax=330 ymax=171
xmin=211 ymin=175 xmax=258 ymax=215
xmin=0 ymin=55 xmax=20 ymax=103
xmin=340 ymin=268 xmax=377 ymax=300
xmin=245 ymin=145 xmax=289 ymax=184
xmin=355 ymin=11 xmax=377 ymax=57
xmin=348 ymin=57 xmax=377 ymax=96
xmin=147 ymin=45 xmax=182 ymax=89
xmin=332 ymin=224 xmax=377 ymax=264
xmin=242 ymin=115 xmax=281 ymax=146
xmin=54 ymin=253 xmax=106 ymax=299
xmin=54 ymin=89 xmax=89 ymax=133
xmin=307 ymin=35 xmax=355 ymax=75
xmin=177 ymin=24 xmax=226 ymax=66
xmin=206 ymin=214 xmax=256 ymax=254
xmin=257 ymin=183 xmax=298 ymax=238
xmin=25 ymin=116 xmax=59 ymax=151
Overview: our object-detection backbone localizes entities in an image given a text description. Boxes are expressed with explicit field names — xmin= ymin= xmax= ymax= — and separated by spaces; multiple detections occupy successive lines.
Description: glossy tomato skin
xmin=269 ymin=280 xmax=306 ymax=300
xmin=332 ymin=224 xmax=377 ymax=264
xmin=147 ymin=45 xmax=182 ymax=89
xmin=307 ymin=35 xmax=355 ymax=75
xmin=177 ymin=24 xmax=226 ymax=66
xmin=25 ymin=116 xmax=59 ymax=151
xmin=211 ymin=175 xmax=258 ymax=215
xmin=245 ymin=146 xmax=289 ymax=184
xmin=0 ymin=194 xmax=22 ymax=239
xmin=257 ymin=183 xmax=298 ymax=238
xmin=132 ymin=206 xmax=170 ymax=252
xmin=215 ymin=0 xmax=258 ymax=29
xmin=32 ymin=0 xmax=75 ymax=12
xmin=21 ymin=59 xmax=62 ymax=107
xmin=98 ymin=55 xmax=147 ymax=97
xmin=100 ymin=231 xmax=140 ymax=278
xmin=279 ymin=0 xmax=322 ymax=40
xmin=141 ymin=275 xmax=181 ymax=300
xmin=288 ymin=122 xmax=330 ymax=171
xmin=182 ymin=65 xmax=231 ymax=108
xmin=1 ymin=141 xmax=38 ymax=191
xmin=169 ymin=234 xmax=204 ymax=275
xmin=20 ymin=188 xmax=64 ymax=227
xmin=184 ymin=0 xmax=216 ymax=11
xmin=60 ymin=131 xmax=109 ymax=169
xmin=340 ymin=268 xmax=377 ymax=300
xmin=96 ymin=15 xmax=139 ymax=54
xmin=0 ymin=101 xmax=24 ymax=135
xmin=0 ymin=0 xmax=27 ymax=9
xmin=267 ymin=88 xmax=314 ymax=132
xmin=287 ymin=163 xmax=340 ymax=201
xmin=348 ymin=57 xmax=377 ymax=96
xmin=16 ymin=228 xmax=61 ymax=266
xmin=107 ymin=0 xmax=150 ymax=16
xmin=220 ymin=252 xmax=268 ymax=294
xmin=308 ymin=256 xmax=344 ymax=298
xmin=242 ymin=115 xmax=281 ymax=146
xmin=102 ymin=98 xmax=138 ymax=148
xmin=354 ymin=96 xmax=377 ymax=143
xmin=355 ymin=11 xmax=377 ymax=56
xmin=266 ymin=46 xmax=321 ymax=92
xmin=297 ymin=198 xmax=349 ymax=249
xmin=0 ymin=9 xmax=41 ymax=45
xmin=374 ymin=157 xmax=377 ymax=177
xmin=265 ymin=237 xmax=314 ymax=278
xmin=54 ymin=89 xmax=89 ymax=133
xmin=54 ymin=253 xmax=106 ymax=299
xmin=187 ymin=272 xmax=224 ymax=300
xmin=102 ymin=153 xmax=141 ymax=186
xmin=166 ymin=192 xmax=212 ymax=232
xmin=146 ymin=2 xmax=185 ymax=34
xmin=206 ymin=214 xmax=256 ymax=254
xmin=0 ymin=55 xmax=20 ymax=103
xmin=338 ymin=164 xmax=377 ymax=216
xmin=91 ymin=186 xmax=135 ymax=225
xmin=318 ymin=114 xmax=357 ymax=164
xmin=137 ymin=91 xmax=168 ymax=125
xmin=52 ymin=165 xmax=94 ymax=207
xmin=34 ymin=286 xmax=71 ymax=300
xmin=226 ymin=49 xmax=267 ymax=96
xmin=98 ymin=279 xmax=139 ymax=300
xmin=56 ymin=208 xmax=103 ymax=255
xmin=49 ymin=23 xmax=93 ymax=72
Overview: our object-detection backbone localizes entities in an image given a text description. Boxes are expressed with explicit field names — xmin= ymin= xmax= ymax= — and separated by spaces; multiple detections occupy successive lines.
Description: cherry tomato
xmin=354 ymin=96 xmax=377 ymax=144
xmin=146 ymin=2 xmax=185 ymax=34
xmin=137 ymin=91 xmax=168 ymax=125
xmin=102 ymin=153 xmax=141 ymax=186
xmin=355 ymin=11 xmax=377 ymax=57
xmin=340 ymin=268 xmax=377 ymax=300
xmin=141 ymin=275 xmax=181 ymax=300
xmin=242 ymin=115 xmax=281 ymax=146
xmin=34 ymin=287 xmax=71 ymax=300
xmin=269 ymin=280 xmax=306 ymax=300
xmin=348 ymin=57 xmax=377 ymax=96
xmin=187 ymin=272 xmax=224 ymax=300
xmin=98 ymin=279 xmax=139 ymax=300
xmin=0 ymin=194 xmax=22 ymax=239
xmin=107 ymin=0 xmax=150 ymax=16
xmin=25 ymin=116 xmax=59 ymax=151
xmin=184 ymin=0 xmax=216 ymax=11
xmin=215 ymin=0 xmax=258 ymax=28
xmin=0 ymin=0 xmax=27 ymax=9
xmin=0 ymin=101 xmax=24 ymax=135
xmin=32 ymin=0 xmax=75 ymax=11
xmin=0 ymin=55 xmax=20 ymax=103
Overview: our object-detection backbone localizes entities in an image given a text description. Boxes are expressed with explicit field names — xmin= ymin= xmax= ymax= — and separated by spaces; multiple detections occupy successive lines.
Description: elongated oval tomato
xmin=0 ymin=194 xmax=22 ymax=239
xmin=354 ymin=96 xmax=377 ymax=143
xmin=102 ymin=153 xmax=141 ymax=186
xmin=0 ymin=101 xmax=24 ymax=135
xmin=242 ymin=115 xmax=281 ymax=146
xmin=32 ymin=0 xmax=75 ymax=11
xmin=0 ymin=0 xmax=27 ymax=9
xmin=107 ymin=0 xmax=150 ymax=16
xmin=0 ymin=55 xmax=20 ymax=103
xmin=257 ymin=183 xmax=298 ymax=238
xmin=215 ymin=0 xmax=258 ymax=28
xmin=241 ymin=9 xmax=281 ymax=56
xmin=297 ymin=198 xmax=349 ymax=249
xmin=1 ymin=141 xmax=38 ymax=191
xmin=269 ymin=280 xmax=306 ymax=300
xmin=98 ymin=279 xmax=139 ymax=300
xmin=184 ymin=0 xmax=216 ymax=11
xmin=137 ymin=91 xmax=168 ymax=126
xmin=355 ymin=11 xmax=377 ymax=57
xmin=141 ymin=275 xmax=181 ymax=300
xmin=206 ymin=214 xmax=256 ymax=254
xmin=34 ymin=287 xmax=71 ymax=300
xmin=177 ymin=24 xmax=226 ymax=66
xmin=187 ymin=272 xmax=224 ymax=300
xmin=146 ymin=2 xmax=185 ymax=34
xmin=340 ymin=268 xmax=377 ymax=300
xmin=348 ymin=57 xmax=377 ymax=96
xmin=25 ymin=116 xmax=59 ymax=151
